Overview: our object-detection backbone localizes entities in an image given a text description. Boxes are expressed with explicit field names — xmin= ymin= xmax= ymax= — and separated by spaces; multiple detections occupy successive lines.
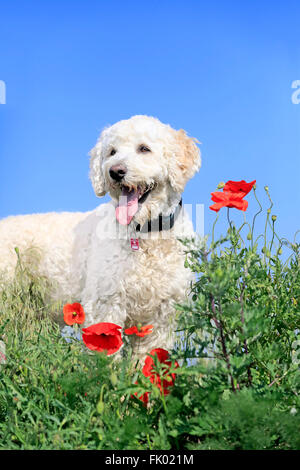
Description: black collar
xmin=135 ymin=199 xmax=182 ymax=233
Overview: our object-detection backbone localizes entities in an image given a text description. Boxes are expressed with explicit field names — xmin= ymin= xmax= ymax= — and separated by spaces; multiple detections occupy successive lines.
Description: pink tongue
xmin=116 ymin=187 xmax=139 ymax=225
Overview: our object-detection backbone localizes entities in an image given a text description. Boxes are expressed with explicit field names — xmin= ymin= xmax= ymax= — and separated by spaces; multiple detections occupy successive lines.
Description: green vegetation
xmin=0 ymin=185 xmax=299 ymax=449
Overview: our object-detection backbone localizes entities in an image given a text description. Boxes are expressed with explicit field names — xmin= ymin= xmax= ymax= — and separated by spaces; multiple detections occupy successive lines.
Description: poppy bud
xmin=253 ymin=183 xmax=257 ymax=190
xmin=110 ymin=373 xmax=118 ymax=387
xmin=267 ymin=209 xmax=271 ymax=214
xmin=217 ymin=181 xmax=225 ymax=189
xmin=278 ymin=248 xmax=283 ymax=255
xmin=247 ymin=232 xmax=252 ymax=240
xmin=97 ymin=400 xmax=104 ymax=414
xmin=271 ymin=215 xmax=277 ymax=222
xmin=264 ymin=185 xmax=269 ymax=192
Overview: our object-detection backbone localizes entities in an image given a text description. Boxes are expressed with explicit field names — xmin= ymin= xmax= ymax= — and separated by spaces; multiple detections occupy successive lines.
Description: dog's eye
xmin=109 ymin=148 xmax=117 ymax=156
xmin=138 ymin=144 xmax=151 ymax=153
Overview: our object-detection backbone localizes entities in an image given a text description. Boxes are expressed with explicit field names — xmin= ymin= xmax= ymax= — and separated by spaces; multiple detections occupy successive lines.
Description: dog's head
xmin=89 ymin=115 xmax=201 ymax=226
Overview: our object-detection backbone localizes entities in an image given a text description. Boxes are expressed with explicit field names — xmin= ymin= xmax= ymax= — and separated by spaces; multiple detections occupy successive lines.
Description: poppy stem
xmin=227 ymin=207 xmax=232 ymax=230
xmin=263 ymin=186 xmax=273 ymax=264
xmin=269 ymin=220 xmax=275 ymax=255
xmin=251 ymin=188 xmax=263 ymax=250
xmin=267 ymin=217 xmax=282 ymax=245
xmin=218 ymin=299 xmax=236 ymax=392
xmin=237 ymin=213 xmax=252 ymax=237
xmin=209 ymin=293 xmax=236 ymax=392
xmin=211 ymin=212 xmax=219 ymax=253
xmin=239 ymin=279 xmax=252 ymax=386
xmin=160 ymin=390 xmax=168 ymax=415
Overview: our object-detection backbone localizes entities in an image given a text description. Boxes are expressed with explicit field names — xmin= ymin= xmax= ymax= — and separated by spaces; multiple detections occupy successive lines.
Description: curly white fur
xmin=0 ymin=115 xmax=201 ymax=358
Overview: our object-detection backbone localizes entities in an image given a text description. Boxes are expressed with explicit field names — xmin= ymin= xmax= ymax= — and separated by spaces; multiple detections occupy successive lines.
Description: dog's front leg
xmin=127 ymin=300 xmax=178 ymax=364
xmin=82 ymin=291 xmax=127 ymax=328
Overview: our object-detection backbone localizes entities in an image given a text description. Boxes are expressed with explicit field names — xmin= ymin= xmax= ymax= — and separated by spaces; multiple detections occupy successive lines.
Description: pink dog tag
xmin=130 ymin=238 xmax=139 ymax=251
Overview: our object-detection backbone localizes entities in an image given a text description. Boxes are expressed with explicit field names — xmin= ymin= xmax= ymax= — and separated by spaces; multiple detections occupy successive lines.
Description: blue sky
xmin=0 ymin=0 xmax=299 ymax=247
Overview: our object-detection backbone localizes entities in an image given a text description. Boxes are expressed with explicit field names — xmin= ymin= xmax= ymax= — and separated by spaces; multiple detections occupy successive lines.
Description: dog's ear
xmin=89 ymin=140 xmax=106 ymax=197
xmin=167 ymin=129 xmax=201 ymax=193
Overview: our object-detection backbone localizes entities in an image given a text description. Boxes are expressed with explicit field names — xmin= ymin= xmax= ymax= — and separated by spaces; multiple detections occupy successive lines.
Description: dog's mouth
xmin=115 ymin=182 xmax=156 ymax=225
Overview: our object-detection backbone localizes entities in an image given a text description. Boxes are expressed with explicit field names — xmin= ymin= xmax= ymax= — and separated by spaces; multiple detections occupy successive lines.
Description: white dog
xmin=0 ymin=115 xmax=201 ymax=357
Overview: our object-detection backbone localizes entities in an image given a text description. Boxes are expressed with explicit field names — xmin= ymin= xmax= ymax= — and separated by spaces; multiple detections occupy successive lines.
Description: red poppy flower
xmin=134 ymin=391 xmax=150 ymax=405
xmin=125 ymin=325 xmax=154 ymax=337
xmin=142 ymin=348 xmax=179 ymax=396
xmin=82 ymin=322 xmax=123 ymax=355
xmin=63 ymin=302 xmax=85 ymax=326
xmin=209 ymin=190 xmax=248 ymax=212
xmin=223 ymin=180 xmax=256 ymax=196
xmin=131 ymin=382 xmax=150 ymax=406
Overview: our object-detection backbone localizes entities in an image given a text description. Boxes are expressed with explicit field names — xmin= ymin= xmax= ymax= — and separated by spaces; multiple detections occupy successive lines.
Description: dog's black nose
xmin=109 ymin=164 xmax=127 ymax=182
